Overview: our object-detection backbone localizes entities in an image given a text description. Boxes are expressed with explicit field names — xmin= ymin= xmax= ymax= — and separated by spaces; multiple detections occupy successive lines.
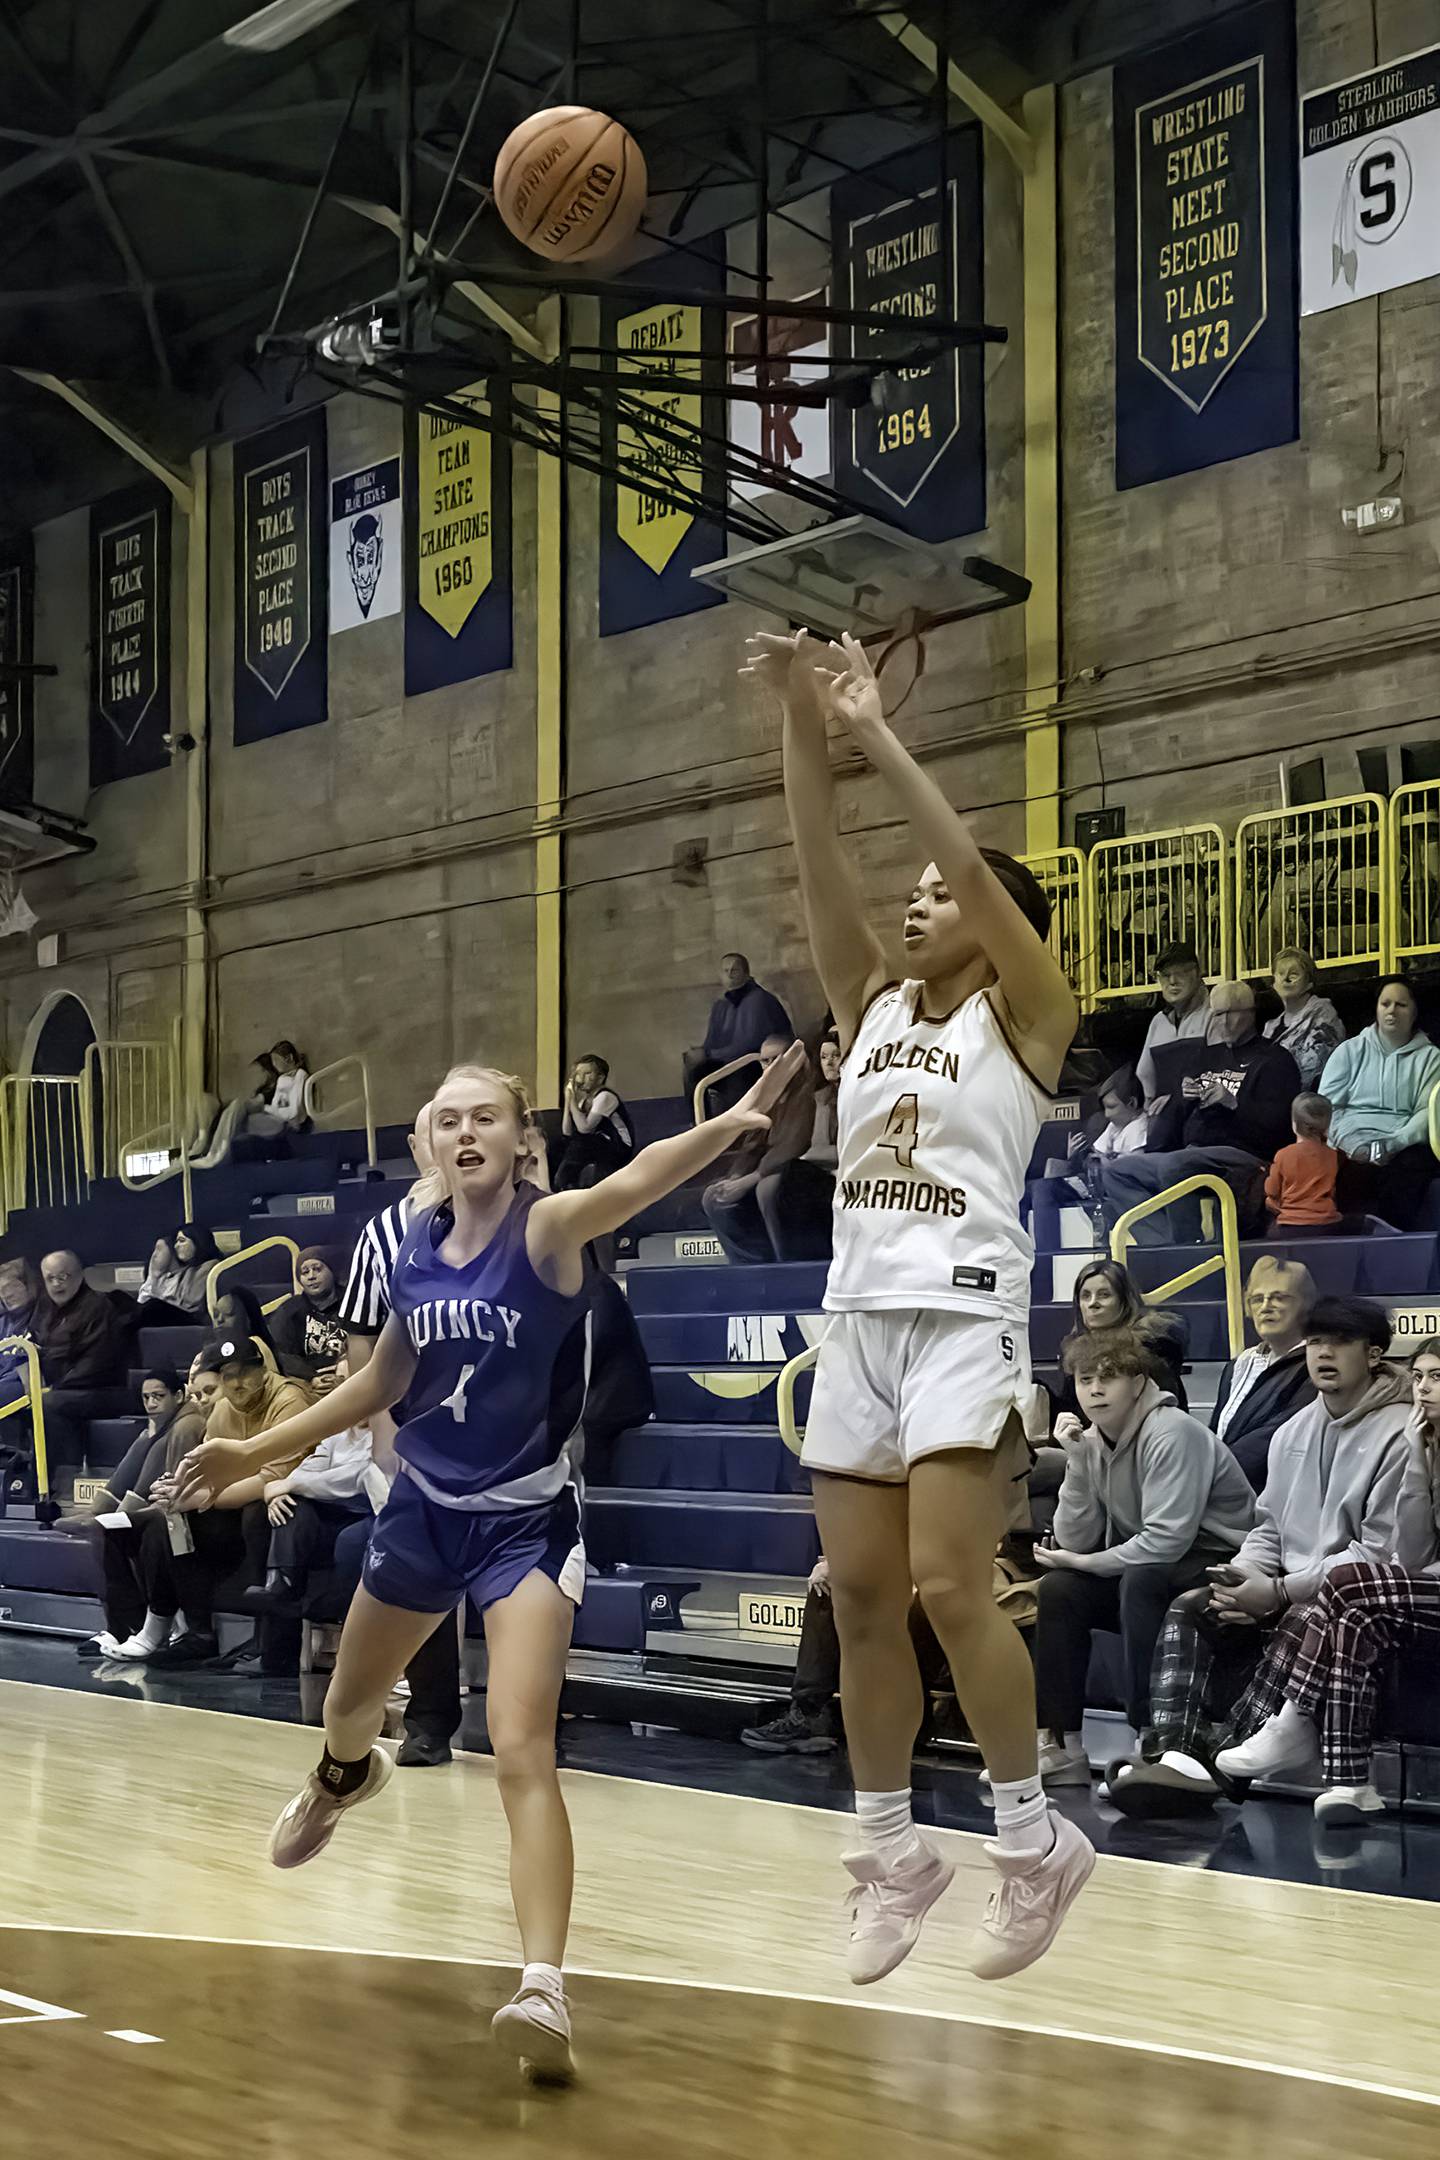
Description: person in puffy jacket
xmin=1319 ymin=976 xmax=1440 ymax=1229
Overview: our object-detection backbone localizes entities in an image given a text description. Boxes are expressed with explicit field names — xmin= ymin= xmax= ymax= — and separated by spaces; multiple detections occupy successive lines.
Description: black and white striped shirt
xmin=339 ymin=1197 xmax=412 ymax=1336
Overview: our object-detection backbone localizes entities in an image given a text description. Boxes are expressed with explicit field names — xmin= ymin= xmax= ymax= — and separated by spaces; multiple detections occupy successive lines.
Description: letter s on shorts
xmin=999 ymin=1332 xmax=1015 ymax=1364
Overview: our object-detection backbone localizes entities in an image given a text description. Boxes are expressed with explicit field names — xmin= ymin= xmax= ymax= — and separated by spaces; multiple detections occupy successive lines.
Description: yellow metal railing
xmin=1110 ymin=1173 xmax=1244 ymax=1359
xmin=1235 ymin=795 xmax=1389 ymax=979
xmin=1088 ymin=824 xmax=1231 ymax=1003
xmin=118 ymin=1124 xmax=194 ymax=1222
xmin=1390 ymin=783 xmax=1440 ymax=968
xmin=82 ymin=1032 xmax=179 ymax=1182
xmin=692 ymin=1051 xmax=761 ymax=1126
xmin=1019 ymin=845 xmax=1092 ymax=1005
xmin=207 ymin=1235 xmax=300 ymax=1322
xmin=0 ymin=1074 xmax=89 ymax=1223
xmin=304 ymin=1053 xmax=376 ymax=1172
xmin=776 ymin=1342 xmax=822 ymax=1459
xmin=0 ymin=1338 xmax=49 ymax=1504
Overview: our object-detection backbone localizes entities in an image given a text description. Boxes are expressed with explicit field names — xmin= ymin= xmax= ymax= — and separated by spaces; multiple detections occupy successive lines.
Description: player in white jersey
xmin=742 ymin=627 xmax=1094 ymax=1985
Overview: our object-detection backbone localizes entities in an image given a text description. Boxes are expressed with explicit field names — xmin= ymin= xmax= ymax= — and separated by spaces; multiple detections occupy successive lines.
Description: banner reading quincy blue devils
xmin=598 ymin=242 xmax=725 ymax=637
xmin=0 ymin=532 xmax=35 ymax=810
xmin=90 ymin=481 xmax=171 ymax=786
xmin=1113 ymin=0 xmax=1296 ymax=489
xmin=830 ymin=127 xmax=985 ymax=542
xmin=233 ymin=406 xmax=328 ymax=745
xmin=405 ymin=382 xmax=512 ymax=695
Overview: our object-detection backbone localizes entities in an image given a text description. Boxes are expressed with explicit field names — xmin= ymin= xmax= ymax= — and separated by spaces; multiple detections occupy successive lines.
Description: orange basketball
xmin=493 ymin=105 xmax=647 ymax=265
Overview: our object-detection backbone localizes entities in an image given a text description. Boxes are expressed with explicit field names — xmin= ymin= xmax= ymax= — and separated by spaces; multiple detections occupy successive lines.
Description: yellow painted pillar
xmin=1020 ymin=83 xmax=1061 ymax=859
xmin=182 ymin=445 xmax=210 ymax=1131
xmin=531 ymin=297 xmax=564 ymax=1106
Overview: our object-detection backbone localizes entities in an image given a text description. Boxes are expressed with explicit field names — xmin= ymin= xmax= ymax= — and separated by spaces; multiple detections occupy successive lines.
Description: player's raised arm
xmin=818 ymin=634 xmax=1076 ymax=1085
xmin=741 ymin=630 xmax=888 ymax=1052
xmin=529 ymin=1042 xmax=808 ymax=1262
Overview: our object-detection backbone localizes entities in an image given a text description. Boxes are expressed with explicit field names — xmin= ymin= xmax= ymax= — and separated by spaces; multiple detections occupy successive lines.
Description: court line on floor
xmin=0 ymin=1915 xmax=1434 ymax=2113
xmin=0 ymin=1673 xmax=1428 ymax=1920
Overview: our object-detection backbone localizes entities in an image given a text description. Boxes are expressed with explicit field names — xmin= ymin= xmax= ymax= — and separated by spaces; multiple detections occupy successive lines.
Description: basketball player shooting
xmin=741 ymin=627 xmax=1095 ymax=1983
xmin=173 ymin=1043 xmax=805 ymax=2083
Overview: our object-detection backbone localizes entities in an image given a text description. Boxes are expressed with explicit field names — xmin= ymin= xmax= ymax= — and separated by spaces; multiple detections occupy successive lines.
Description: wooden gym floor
xmin=1 ymin=1678 xmax=1437 ymax=2158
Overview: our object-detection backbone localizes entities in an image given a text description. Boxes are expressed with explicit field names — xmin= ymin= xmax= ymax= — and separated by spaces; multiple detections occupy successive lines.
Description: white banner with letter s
xmin=1301 ymin=43 xmax=1440 ymax=313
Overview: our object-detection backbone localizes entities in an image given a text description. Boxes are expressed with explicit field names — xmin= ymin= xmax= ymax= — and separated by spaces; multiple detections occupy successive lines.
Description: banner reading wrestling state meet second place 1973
xmin=1113 ymin=0 xmax=1297 ymax=489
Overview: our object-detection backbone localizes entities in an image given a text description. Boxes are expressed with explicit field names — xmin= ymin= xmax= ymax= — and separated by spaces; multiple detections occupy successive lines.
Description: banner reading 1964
xmin=89 ymin=481 xmax=171 ymax=786
xmin=233 ymin=406 xmax=328 ymax=745
xmin=0 ymin=533 xmax=35 ymax=810
xmin=405 ymin=382 xmax=512 ymax=695
xmin=1113 ymin=0 xmax=1297 ymax=489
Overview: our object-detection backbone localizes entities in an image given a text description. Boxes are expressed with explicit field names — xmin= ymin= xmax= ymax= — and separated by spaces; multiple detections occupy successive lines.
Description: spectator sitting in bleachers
xmin=115 ymin=1337 xmax=313 ymax=1667
xmin=1214 ymin=1335 xmax=1440 ymax=1822
xmin=0 ymin=1258 xmax=41 ymax=1497
xmin=1212 ymin=1257 xmax=1317 ymax=1492
xmin=269 ymin=1248 xmax=350 ymax=1382
xmin=1108 ymin=1296 xmax=1410 ymax=1816
xmin=1264 ymin=1093 xmax=1342 ymax=1236
xmin=1135 ymin=941 xmax=1211 ymax=1106
xmin=136 ymin=1224 xmax=220 ymax=1322
xmin=1031 ymin=1329 xmax=1255 ymax=1788
xmin=1263 ymin=948 xmax=1345 ymax=1087
xmin=212 ymin=1283 xmax=301 ymax=1377
xmin=1319 ymin=976 xmax=1440 ymax=1231
xmin=553 ymin=1055 xmax=635 ymax=1190
xmin=1101 ymin=982 xmax=1301 ymax=1246
xmin=242 ymin=1359 xmax=382 ymax=1618
xmin=32 ymin=1249 xmax=131 ymax=1482
xmin=701 ymin=1035 xmax=825 ymax=1264
xmin=193 ymin=1038 xmax=311 ymax=1167
xmin=1054 ymin=1259 xmax=1190 ymax=1419
xmin=683 ymin=951 xmax=792 ymax=1113
xmin=76 ymin=1366 xmax=210 ymax=1660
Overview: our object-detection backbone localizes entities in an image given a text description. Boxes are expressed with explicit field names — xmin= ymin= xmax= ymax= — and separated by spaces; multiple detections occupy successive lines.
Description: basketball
xmin=493 ymin=105 xmax=647 ymax=266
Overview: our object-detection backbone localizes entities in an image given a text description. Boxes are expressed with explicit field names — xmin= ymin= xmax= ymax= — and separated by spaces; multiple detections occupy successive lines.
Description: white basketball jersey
xmin=825 ymin=984 xmax=1048 ymax=1320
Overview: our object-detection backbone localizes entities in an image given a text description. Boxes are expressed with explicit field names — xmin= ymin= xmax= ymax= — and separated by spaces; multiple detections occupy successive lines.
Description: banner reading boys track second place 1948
xmin=1113 ymin=0 xmax=1297 ymax=489
xmin=405 ymin=382 xmax=512 ymax=696
xmin=233 ymin=406 xmax=328 ymax=745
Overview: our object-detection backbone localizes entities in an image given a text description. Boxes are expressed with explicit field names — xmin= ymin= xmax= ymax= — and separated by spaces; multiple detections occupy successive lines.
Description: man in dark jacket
xmin=682 ymin=952 xmax=792 ymax=1110
xmin=1102 ymin=982 xmax=1302 ymax=1244
xmin=33 ymin=1250 xmax=130 ymax=1478
xmin=701 ymin=1035 xmax=812 ymax=1261
xmin=1211 ymin=1256 xmax=1317 ymax=1491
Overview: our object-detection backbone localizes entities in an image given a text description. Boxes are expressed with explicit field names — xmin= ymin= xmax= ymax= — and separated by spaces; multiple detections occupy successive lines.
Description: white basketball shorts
xmin=802 ymin=1307 xmax=1033 ymax=1482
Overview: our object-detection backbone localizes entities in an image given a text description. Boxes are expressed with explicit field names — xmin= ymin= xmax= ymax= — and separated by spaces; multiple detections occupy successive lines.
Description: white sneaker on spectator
xmin=1216 ymin=1711 xmax=1321 ymax=1783
xmin=1314 ymin=1782 xmax=1386 ymax=1827
xmin=492 ymin=1984 xmax=574 ymax=2084
xmin=842 ymin=1841 xmax=954 ymax=1984
xmin=111 ymin=1633 xmax=160 ymax=1661
xmin=967 ymin=1809 xmax=1095 ymax=1981
xmin=269 ymin=1744 xmax=394 ymax=1869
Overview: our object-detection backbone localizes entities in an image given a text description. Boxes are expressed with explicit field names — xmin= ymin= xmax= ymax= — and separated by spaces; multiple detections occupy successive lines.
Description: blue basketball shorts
xmin=362 ymin=1469 xmax=586 ymax=1615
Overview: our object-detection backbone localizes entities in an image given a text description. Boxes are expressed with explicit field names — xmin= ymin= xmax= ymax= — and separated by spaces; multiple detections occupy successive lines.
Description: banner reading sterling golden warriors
xmin=405 ymin=382 xmax=512 ymax=695
xmin=1114 ymin=0 xmax=1296 ymax=489
xmin=599 ymin=242 xmax=724 ymax=637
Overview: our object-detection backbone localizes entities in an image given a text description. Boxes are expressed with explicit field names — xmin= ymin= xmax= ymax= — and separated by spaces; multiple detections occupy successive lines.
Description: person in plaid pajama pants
xmin=1215 ymin=1338 xmax=1440 ymax=1823
xmin=1109 ymin=1298 xmax=1414 ymax=1818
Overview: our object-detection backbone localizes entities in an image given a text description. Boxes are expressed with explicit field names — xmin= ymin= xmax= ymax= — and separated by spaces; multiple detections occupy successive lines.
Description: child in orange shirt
xmin=1265 ymin=1093 xmax=1341 ymax=1231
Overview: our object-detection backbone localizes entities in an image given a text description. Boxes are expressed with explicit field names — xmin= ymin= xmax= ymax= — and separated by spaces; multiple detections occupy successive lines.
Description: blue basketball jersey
xmin=388 ymin=1183 xmax=591 ymax=1510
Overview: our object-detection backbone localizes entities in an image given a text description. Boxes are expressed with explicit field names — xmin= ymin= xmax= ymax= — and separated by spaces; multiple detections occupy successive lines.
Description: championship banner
xmin=0 ymin=532 xmax=35 ymax=810
xmin=89 ymin=482 xmax=171 ymax=787
xmin=1301 ymin=43 xmax=1440 ymax=314
xmin=330 ymin=456 xmax=402 ymax=632
xmin=830 ymin=127 xmax=986 ymax=542
xmin=404 ymin=382 xmax=512 ymax=696
xmin=1113 ymin=0 xmax=1297 ymax=490
xmin=599 ymin=244 xmax=725 ymax=637
xmin=233 ymin=406 xmax=328 ymax=745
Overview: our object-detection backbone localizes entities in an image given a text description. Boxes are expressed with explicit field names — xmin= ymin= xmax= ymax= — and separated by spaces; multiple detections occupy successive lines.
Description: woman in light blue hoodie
xmin=1318 ymin=976 xmax=1440 ymax=1229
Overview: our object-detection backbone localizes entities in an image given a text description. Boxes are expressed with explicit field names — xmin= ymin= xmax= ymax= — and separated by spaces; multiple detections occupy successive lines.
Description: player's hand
xmin=739 ymin=629 xmax=828 ymax=709
xmin=817 ymin=632 xmax=887 ymax=743
xmin=173 ymin=1435 xmax=250 ymax=1503
xmin=723 ymin=1042 xmax=808 ymax=1137
xmin=808 ymin=1556 xmax=832 ymax=1598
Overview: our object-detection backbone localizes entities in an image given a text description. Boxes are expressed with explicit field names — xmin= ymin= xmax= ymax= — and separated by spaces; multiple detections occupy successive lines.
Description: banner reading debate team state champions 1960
xmin=89 ymin=481 xmax=171 ymax=786
xmin=1113 ymin=0 xmax=1297 ymax=489
xmin=232 ymin=406 xmax=328 ymax=746
xmin=0 ymin=533 xmax=35 ymax=810
xmin=405 ymin=383 xmax=512 ymax=695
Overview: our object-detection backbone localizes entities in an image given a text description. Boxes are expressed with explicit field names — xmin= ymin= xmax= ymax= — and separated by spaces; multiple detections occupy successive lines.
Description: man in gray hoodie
xmin=1032 ymin=1329 xmax=1255 ymax=1786
xmin=1109 ymin=1296 xmax=1411 ymax=1816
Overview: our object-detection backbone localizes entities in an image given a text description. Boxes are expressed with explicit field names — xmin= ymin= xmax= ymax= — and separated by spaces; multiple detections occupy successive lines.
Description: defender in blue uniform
xmin=178 ymin=1049 xmax=803 ymax=2083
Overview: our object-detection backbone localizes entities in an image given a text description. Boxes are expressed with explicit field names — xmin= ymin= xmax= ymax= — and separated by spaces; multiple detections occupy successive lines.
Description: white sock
xmin=130 ymin=1611 xmax=168 ymax=1653
xmin=1063 ymin=1731 xmax=1085 ymax=1757
xmin=522 ymin=1962 xmax=564 ymax=2000
xmin=989 ymin=1772 xmax=1052 ymax=1854
xmin=855 ymin=1788 xmax=923 ymax=1869
xmin=1275 ymin=1700 xmax=1313 ymax=1737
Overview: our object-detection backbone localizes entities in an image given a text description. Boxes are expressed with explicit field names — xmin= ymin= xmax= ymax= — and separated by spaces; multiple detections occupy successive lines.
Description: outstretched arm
xmin=741 ymin=631 xmax=887 ymax=1052
xmin=530 ymin=1043 xmax=809 ymax=1260
xmin=818 ymin=635 xmax=1076 ymax=1087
